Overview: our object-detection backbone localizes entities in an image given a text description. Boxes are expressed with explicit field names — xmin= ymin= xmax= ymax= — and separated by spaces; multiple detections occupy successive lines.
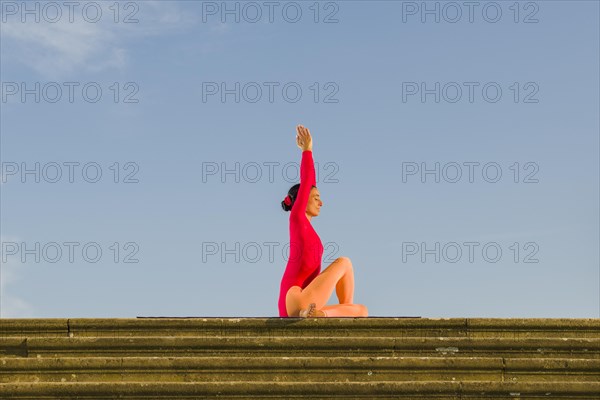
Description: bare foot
xmin=299 ymin=303 xmax=327 ymax=318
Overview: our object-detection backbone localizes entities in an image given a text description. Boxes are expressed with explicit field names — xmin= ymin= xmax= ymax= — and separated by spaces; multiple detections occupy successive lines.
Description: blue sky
xmin=1 ymin=0 xmax=598 ymax=318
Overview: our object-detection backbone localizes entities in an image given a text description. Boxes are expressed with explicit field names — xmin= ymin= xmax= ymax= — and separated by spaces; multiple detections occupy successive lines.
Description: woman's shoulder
xmin=289 ymin=213 xmax=309 ymax=228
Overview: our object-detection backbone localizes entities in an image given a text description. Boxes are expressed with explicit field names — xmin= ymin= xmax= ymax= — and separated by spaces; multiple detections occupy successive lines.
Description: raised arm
xmin=291 ymin=125 xmax=315 ymax=219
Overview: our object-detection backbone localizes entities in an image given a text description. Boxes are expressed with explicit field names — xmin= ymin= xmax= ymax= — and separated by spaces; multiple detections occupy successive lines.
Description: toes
xmin=300 ymin=303 xmax=317 ymax=318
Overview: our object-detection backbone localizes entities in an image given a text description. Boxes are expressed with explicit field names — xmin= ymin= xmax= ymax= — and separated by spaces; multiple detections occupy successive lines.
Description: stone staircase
xmin=1 ymin=317 xmax=598 ymax=399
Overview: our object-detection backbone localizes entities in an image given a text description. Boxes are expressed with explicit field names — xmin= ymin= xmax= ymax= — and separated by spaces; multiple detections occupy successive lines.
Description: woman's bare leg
xmin=322 ymin=303 xmax=368 ymax=317
xmin=336 ymin=261 xmax=354 ymax=304
xmin=287 ymin=257 xmax=365 ymax=317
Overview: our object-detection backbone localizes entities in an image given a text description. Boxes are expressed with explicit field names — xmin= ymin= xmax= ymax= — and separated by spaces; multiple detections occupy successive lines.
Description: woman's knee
xmin=335 ymin=256 xmax=353 ymax=269
xmin=325 ymin=257 xmax=352 ymax=278
xmin=358 ymin=304 xmax=368 ymax=317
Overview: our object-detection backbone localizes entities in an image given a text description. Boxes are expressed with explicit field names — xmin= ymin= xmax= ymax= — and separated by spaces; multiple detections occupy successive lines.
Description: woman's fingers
xmin=299 ymin=125 xmax=310 ymax=138
xmin=296 ymin=124 xmax=310 ymax=143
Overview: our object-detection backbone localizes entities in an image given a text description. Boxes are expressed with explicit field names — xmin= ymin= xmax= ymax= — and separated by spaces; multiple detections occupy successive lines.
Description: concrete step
xmin=1 ymin=381 xmax=599 ymax=399
xmin=1 ymin=318 xmax=598 ymax=399
xmin=2 ymin=356 xmax=598 ymax=383
xmin=2 ymin=336 xmax=598 ymax=358
xmin=2 ymin=318 xmax=599 ymax=338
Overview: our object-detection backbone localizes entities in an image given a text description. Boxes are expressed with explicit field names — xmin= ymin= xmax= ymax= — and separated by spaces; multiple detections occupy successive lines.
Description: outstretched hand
xmin=296 ymin=125 xmax=313 ymax=152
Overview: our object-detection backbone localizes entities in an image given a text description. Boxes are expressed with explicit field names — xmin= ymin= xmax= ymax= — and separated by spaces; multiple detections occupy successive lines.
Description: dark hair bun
xmin=281 ymin=194 xmax=294 ymax=212
xmin=281 ymin=200 xmax=292 ymax=212
xmin=281 ymin=183 xmax=300 ymax=213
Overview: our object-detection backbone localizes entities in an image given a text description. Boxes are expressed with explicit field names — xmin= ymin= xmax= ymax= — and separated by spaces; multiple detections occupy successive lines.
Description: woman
xmin=278 ymin=125 xmax=369 ymax=318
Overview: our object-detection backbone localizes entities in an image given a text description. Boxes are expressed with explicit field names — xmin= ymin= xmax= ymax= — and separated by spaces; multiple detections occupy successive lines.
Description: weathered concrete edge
xmin=0 ymin=381 xmax=598 ymax=395
xmin=2 ymin=318 xmax=599 ymax=336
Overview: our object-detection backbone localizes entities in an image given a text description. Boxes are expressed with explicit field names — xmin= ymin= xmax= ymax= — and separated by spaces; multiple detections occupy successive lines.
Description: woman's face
xmin=306 ymin=187 xmax=323 ymax=217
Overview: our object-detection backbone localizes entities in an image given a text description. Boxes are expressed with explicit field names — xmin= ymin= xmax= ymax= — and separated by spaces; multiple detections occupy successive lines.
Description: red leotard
xmin=278 ymin=150 xmax=324 ymax=317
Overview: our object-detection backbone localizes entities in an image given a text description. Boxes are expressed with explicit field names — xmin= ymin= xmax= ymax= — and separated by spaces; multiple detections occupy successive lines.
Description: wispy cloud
xmin=2 ymin=18 xmax=125 ymax=78
xmin=0 ymin=234 xmax=36 ymax=318
xmin=0 ymin=1 xmax=196 ymax=79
